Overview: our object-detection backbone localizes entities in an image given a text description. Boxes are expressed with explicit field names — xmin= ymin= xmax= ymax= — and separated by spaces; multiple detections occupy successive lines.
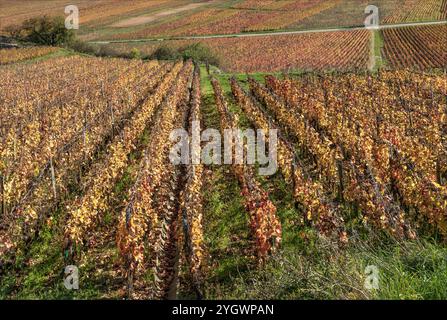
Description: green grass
xmin=373 ymin=30 xmax=386 ymax=71
xmin=205 ymin=236 xmax=447 ymax=300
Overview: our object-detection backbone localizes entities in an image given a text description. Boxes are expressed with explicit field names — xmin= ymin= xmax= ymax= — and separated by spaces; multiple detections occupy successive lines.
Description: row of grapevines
xmin=230 ymin=78 xmax=346 ymax=241
xmin=116 ymin=61 xmax=194 ymax=298
xmin=180 ymin=68 xmax=205 ymax=291
xmin=212 ymin=77 xmax=281 ymax=262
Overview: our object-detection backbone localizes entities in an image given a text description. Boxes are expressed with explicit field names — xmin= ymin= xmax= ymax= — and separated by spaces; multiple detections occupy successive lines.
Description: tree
xmin=7 ymin=16 xmax=75 ymax=46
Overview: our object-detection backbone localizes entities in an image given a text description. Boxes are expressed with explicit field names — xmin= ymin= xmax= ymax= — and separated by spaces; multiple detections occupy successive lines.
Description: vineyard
xmin=94 ymin=21 xmax=446 ymax=73
xmin=0 ymin=55 xmax=203 ymax=299
xmin=2 ymin=0 xmax=445 ymax=41
xmin=76 ymin=0 xmax=447 ymax=41
xmin=0 ymin=47 xmax=59 ymax=65
xmin=0 ymin=47 xmax=446 ymax=299
xmin=381 ymin=0 xmax=447 ymax=24
xmin=229 ymin=71 xmax=447 ymax=239
xmin=0 ymin=0 xmax=446 ymax=302
xmin=382 ymin=24 xmax=447 ymax=70
xmin=0 ymin=0 xmax=183 ymax=33
xmin=100 ymin=0 xmax=343 ymax=40
xmin=95 ymin=29 xmax=371 ymax=73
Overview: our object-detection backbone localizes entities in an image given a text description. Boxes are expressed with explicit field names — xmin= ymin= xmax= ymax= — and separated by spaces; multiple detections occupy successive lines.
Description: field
xmin=97 ymin=29 xmax=371 ymax=72
xmin=0 ymin=0 xmax=446 ymax=303
xmin=1 ymin=0 xmax=446 ymax=40
xmin=94 ymin=22 xmax=447 ymax=73
xmin=0 ymin=0 xmax=185 ymax=32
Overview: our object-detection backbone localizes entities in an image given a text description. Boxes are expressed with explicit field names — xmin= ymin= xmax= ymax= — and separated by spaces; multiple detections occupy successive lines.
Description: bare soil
xmin=111 ymin=1 xmax=218 ymax=28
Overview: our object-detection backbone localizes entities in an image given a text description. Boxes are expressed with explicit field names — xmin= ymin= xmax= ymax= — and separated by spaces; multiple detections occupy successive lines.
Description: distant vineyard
xmin=2 ymin=0 xmax=446 ymax=41
xmin=234 ymin=0 xmax=447 ymax=28
xmin=382 ymin=0 xmax=447 ymax=24
xmin=104 ymin=29 xmax=370 ymax=73
xmin=284 ymin=0 xmax=447 ymax=31
xmin=0 ymin=0 xmax=182 ymax=32
xmin=91 ymin=0 xmax=342 ymax=40
xmin=0 ymin=47 xmax=58 ymax=64
xmin=382 ymin=24 xmax=447 ymax=69
xmin=243 ymin=0 xmax=341 ymax=32
xmin=86 ymin=0 xmax=447 ymax=41
xmin=212 ymin=78 xmax=282 ymax=261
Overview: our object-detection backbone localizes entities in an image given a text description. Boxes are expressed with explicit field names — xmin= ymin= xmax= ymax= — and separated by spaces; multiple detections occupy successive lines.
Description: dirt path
xmin=93 ymin=19 xmax=447 ymax=43
xmin=111 ymin=1 xmax=219 ymax=28
xmin=368 ymin=30 xmax=376 ymax=72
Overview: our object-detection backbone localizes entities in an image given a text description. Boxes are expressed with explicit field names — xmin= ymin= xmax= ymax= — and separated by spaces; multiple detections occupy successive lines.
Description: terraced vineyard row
xmin=230 ymin=78 xmax=347 ymax=241
xmin=0 ymin=47 xmax=58 ymax=65
xmin=92 ymin=16 xmax=446 ymax=73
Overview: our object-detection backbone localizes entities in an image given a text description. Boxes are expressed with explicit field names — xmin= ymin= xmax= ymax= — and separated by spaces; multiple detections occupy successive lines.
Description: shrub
xmin=95 ymin=45 xmax=121 ymax=57
xmin=68 ymin=39 xmax=97 ymax=55
xmin=130 ymin=48 xmax=141 ymax=59
xmin=149 ymin=46 xmax=180 ymax=61
xmin=149 ymin=43 xmax=220 ymax=66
